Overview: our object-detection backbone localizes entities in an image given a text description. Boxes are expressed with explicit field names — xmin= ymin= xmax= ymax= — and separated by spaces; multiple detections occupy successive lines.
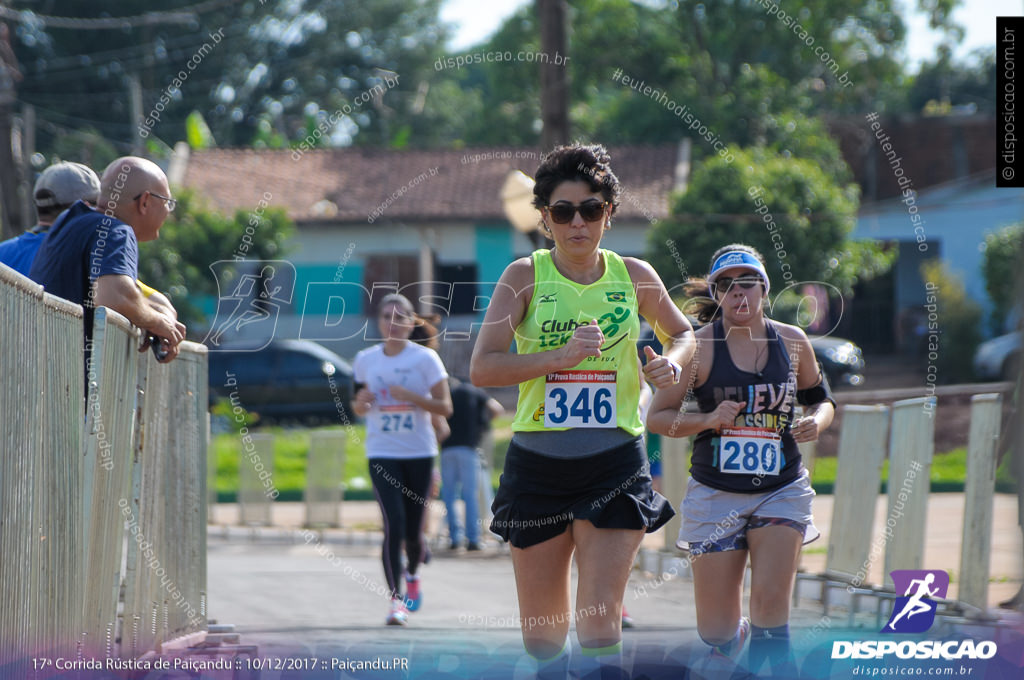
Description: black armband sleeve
xmin=797 ymin=363 xmax=836 ymax=408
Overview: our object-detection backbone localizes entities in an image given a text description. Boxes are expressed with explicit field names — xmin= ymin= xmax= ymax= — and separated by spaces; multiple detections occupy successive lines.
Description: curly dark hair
xmin=531 ymin=143 xmax=621 ymax=215
xmin=684 ymin=244 xmax=768 ymax=324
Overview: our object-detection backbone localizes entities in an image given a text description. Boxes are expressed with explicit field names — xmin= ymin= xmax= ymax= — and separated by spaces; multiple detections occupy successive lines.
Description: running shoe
xmin=709 ymin=617 xmax=750 ymax=662
xmin=405 ymin=573 xmax=422 ymax=612
xmin=386 ymin=598 xmax=408 ymax=626
xmin=466 ymin=541 xmax=482 ymax=551
xmin=621 ymin=605 xmax=634 ymax=629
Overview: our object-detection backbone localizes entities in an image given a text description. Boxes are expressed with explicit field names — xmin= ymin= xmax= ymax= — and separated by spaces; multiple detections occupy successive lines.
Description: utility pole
xmin=538 ymin=0 xmax=569 ymax=151
xmin=20 ymin=103 xmax=34 ymax=231
xmin=533 ymin=0 xmax=569 ymax=249
xmin=129 ymin=73 xmax=145 ymax=154
xmin=0 ymin=21 xmax=24 ymax=240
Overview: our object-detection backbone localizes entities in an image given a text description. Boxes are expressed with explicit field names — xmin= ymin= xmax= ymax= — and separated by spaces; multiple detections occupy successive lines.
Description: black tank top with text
xmin=690 ymin=319 xmax=802 ymax=493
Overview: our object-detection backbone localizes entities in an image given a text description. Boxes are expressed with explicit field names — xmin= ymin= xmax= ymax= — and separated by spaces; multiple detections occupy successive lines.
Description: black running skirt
xmin=490 ymin=436 xmax=675 ymax=549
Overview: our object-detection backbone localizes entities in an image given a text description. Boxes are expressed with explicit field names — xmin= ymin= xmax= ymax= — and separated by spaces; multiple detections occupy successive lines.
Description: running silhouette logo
xmin=882 ymin=569 xmax=949 ymax=634
xmin=203 ymin=260 xmax=296 ymax=351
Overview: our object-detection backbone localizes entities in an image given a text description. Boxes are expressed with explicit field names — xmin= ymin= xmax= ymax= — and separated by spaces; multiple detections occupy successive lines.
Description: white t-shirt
xmin=353 ymin=342 xmax=448 ymax=459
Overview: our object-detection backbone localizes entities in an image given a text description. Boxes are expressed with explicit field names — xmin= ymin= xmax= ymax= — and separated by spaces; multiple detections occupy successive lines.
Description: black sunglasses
xmin=712 ymin=276 xmax=764 ymax=294
xmin=545 ymin=200 xmax=608 ymax=224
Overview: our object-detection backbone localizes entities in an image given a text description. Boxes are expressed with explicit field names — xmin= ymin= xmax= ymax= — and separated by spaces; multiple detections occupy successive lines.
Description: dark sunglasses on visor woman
xmin=711 ymin=275 xmax=765 ymax=295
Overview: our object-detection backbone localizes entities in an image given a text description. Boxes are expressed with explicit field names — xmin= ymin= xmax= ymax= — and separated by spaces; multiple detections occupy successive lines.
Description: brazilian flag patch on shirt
xmin=605 ymin=291 xmax=627 ymax=303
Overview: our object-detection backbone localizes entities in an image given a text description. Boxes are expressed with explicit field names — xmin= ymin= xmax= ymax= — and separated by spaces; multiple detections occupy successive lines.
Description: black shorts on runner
xmin=490 ymin=436 xmax=675 ymax=549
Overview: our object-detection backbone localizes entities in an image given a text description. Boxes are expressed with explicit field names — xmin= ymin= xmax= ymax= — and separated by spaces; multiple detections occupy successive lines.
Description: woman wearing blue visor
xmin=648 ymin=244 xmax=836 ymax=677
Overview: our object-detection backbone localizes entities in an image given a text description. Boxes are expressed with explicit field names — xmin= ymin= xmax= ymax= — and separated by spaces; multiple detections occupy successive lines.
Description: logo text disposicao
xmin=832 ymin=640 xmax=996 ymax=661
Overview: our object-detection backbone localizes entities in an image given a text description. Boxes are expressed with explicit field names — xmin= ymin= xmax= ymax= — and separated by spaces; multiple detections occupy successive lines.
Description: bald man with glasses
xmin=30 ymin=156 xmax=186 ymax=362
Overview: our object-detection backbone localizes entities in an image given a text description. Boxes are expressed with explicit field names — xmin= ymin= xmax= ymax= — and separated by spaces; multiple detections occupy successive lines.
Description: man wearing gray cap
xmin=0 ymin=161 xmax=100 ymax=276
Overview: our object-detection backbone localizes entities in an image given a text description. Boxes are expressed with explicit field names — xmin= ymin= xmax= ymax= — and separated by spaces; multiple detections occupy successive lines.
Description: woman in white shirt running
xmin=352 ymin=293 xmax=453 ymax=626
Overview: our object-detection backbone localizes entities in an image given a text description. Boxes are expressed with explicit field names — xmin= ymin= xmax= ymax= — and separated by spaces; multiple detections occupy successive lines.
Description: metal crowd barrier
xmin=0 ymin=266 xmax=85 ymax=668
xmin=883 ymin=397 xmax=937 ymax=583
xmin=659 ymin=435 xmax=690 ymax=553
xmin=823 ymin=405 xmax=891 ymax=583
xmin=239 ymin=433 xmax=274 ymax=526
xmin=0 ymin=264 xmax=208 ymax=671
xmin=802 ymin=395 xmax=1006 ymax=623
xmin=649 ymin=388 xmax=1007 ymax=621
xmin=958 ymin=394 xmax=1003 ymax=610
xmin=305 ymin=430 xmax=346 ymax=527
xmin=122 ymin=335 xmax=209 ymax=655
xmin=82 ymin=307 xmax=141 ymax=656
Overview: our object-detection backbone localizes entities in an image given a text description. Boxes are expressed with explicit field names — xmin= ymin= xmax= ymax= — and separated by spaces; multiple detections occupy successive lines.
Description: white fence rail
xmin=959 ymin=394 xmax=1003 ymax=609
xmin=825 ymin=404 xmax=891 ymax=583
xmin=883 ymin=397 xmax=937 ymax=584
xmin=0 ymin=265 xmax=208 ymax=671
xmin=0 ymin=266 xmax=85 ymax=667
xmin=305 ymin=430 xmax=346 ymax=527
xmin=651 ymin=386 xmax=1008 ymax=616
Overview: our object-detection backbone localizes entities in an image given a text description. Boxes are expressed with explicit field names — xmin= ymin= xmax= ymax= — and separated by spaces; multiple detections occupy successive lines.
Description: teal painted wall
xmin=294 ymin=263 xmax=366 ymax=315
xmin=475 ymin=224 xmax=514 ymax=293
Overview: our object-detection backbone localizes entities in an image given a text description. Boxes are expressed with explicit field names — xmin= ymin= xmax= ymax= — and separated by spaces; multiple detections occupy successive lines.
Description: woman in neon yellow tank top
xmin=471 ymin=144 xmax=695 ymax=678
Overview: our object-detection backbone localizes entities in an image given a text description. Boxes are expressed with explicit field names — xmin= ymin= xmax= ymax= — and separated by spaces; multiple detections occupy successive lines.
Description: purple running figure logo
xmin=882 ymin=570 xmax=949 ymax=634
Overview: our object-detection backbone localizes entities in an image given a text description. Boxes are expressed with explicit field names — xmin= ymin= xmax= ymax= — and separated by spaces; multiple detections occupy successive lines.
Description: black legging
xmin=369 ymin=457 xmax=434 ymax=598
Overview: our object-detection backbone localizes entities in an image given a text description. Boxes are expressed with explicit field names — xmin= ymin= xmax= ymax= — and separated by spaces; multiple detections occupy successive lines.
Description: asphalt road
xmin=205 ymin=537 xmax=869 ymax=679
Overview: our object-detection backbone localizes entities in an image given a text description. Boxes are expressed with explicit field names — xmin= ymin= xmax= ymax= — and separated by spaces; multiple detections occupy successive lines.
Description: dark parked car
xmin=809 ymin=335 xmax=865 ymax=387
xmin=207 ymin=339 xmax=354 ymax=425
xmin=973 ymin=331 xmax=1020 ymax=382
xmin=637 ymin=322 xmax=865 ymax=387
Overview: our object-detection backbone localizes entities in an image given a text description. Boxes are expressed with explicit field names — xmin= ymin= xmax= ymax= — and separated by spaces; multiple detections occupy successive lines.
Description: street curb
xmin=636 ymin=548 xmax=692 ymax=579
xmin=206 ymin=526 xmax=513 ymax=554
xmin=207 ymin=525 xmax=385 ymax=545
xmin=208 ymin=530 xmax=697 ymax=580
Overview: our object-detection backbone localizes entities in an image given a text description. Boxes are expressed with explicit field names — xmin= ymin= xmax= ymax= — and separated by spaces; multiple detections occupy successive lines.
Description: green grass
xmin=808 ymin=446 xmax=1017 ymax=494
xmin=213 ymin=416 xmax=517 ymax=502
xmin=214 ymin=424 xmax=371 ymax=501
xmin=212 ymin=420 xmax=1018 ymax=501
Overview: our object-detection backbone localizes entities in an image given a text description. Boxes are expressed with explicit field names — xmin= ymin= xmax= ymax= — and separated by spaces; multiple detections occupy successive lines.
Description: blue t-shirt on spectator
xmin=0 ymin=230 xmax=47 ymax=276
xmin=29 ymin=200 xmax=138 ymax=306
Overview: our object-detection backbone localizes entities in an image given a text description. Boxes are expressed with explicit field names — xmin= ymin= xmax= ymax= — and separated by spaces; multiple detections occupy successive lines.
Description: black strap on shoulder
xmin=797 ymin=362 xmax=836 ymax=407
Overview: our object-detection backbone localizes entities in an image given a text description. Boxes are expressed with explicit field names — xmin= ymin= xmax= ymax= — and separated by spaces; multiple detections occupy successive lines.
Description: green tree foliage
xmin=213 ymin=0 xmax=449 ymax=148
xmin=920 ymin=259 xmax=982 ymax=384
xmin=136 ymin=188 xmax=294 ymax=332
xmin=982 ymin=223 xmax=1024 ymax=334
xmin=433 ymin=0 xmax=956 ymax=150
xmin=904 ymin=50 xmax=997 ymax=114
xmin=9 ymin=0 xmax=450 ymax=153
xmin=12 ymin=0 xmax=971 ymax=155
xmin=11 ymin=1 xmax=242 ymax=153
xmin=648 ymin=148 xmax=893 ymax=293
xmin=47 ymin=128 xmax=120 ymax=172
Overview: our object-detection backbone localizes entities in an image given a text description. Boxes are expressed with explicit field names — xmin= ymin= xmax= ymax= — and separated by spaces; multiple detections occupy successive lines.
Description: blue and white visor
xmin=707 ymin=251 xmax=770 ymax=294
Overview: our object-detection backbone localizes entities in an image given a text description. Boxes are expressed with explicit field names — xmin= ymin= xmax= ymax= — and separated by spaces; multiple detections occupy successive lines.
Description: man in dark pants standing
xmin=441 ymin=376 xmax=503 ymax=551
